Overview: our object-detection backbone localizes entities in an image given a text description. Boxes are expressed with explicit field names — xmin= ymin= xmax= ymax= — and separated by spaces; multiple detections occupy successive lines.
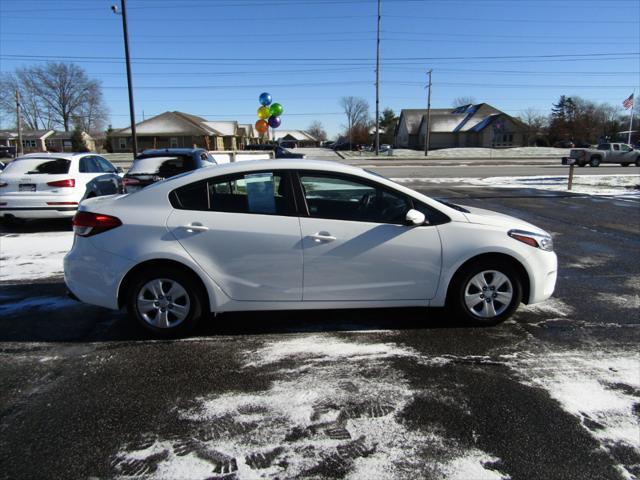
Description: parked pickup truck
xmin=568 ymin=143 xmax=640 ymax=167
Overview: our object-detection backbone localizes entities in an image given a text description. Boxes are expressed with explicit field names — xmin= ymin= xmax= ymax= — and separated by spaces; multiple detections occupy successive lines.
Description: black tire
xmin=589 ymin=157 xmax=601 ymax=167
xmin=447 ymin=259 xmax=523 ymax=326
xmin=577 ymin=161 xmax=586 ymax=167
xmin=621 ymin=163 xmax=630 ymax=167
xmin=126 ymin=266 xmax=205 ymax=337
xmin=635 ymin=157 xmax=640 ymax=167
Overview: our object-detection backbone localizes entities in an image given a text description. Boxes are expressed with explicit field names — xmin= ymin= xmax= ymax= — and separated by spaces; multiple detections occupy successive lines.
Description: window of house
xmin=170 ymin=137 xmax=179 ymax=148
xmin=299 ymin=173 xmax=410 ymax=224
xmin=170 ymin=171 xmax=294 ymax=216
xmin=119 ymin=138 xmax=127 ymax=150
xmin=22 ymin=140 xmax=37 ymax=148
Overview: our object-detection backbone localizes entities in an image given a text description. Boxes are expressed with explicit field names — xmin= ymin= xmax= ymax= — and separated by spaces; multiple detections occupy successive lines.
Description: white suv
xmin=0 ymin=153 xmax=122 ymax=221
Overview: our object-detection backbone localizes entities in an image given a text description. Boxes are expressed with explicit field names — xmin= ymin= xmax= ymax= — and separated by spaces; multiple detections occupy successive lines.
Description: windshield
xmin=2 ymin=158 xmax=71 ymax=175
xmin=128 ymin=156 xmax=191 ymax=177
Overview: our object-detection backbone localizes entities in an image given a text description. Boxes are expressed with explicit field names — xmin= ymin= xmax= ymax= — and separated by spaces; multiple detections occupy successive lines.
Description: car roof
xmin=188 ymin=159 xmax=364 ymax=179
xmin=139 ymin=148 xmax=205 ymax=156
xmin=14 ymin=152 xmax=92 ymax=160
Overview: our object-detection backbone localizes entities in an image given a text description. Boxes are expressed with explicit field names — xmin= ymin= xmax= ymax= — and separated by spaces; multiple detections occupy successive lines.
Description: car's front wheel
xmin=449 ymin=260 xmax=523 ymax=326
xmin=590 ymin=157 xmax=601 ymax=167
xmin=126 ymin=267 xmax=205 ymax=336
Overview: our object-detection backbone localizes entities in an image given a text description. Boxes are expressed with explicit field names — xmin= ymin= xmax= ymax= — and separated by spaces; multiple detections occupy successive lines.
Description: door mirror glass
xmin=405 ymin=209 xmax=426 ymax=226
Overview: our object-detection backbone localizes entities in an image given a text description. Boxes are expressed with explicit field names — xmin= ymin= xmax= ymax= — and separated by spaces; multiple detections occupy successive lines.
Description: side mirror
xmin=405 ymin=209 xmax=426 ymax=226
xmin=116 ymin=166 xmax=124 ymax=174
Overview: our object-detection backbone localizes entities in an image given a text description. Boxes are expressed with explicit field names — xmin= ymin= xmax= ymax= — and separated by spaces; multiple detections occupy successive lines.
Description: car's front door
xmin=166 ymin=170 xmax=303 ymax=301
xmin=296 ymin=172 xmax=442 ymax=301
xmin=619 ymin=144 xmax=636 ymax=163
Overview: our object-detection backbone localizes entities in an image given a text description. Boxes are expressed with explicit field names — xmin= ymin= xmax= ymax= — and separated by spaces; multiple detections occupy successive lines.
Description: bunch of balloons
xmin=255 ymin=92 xmax=283 ymax=136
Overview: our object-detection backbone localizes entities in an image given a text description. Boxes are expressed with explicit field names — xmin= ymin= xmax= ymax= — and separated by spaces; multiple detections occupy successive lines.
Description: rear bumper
xmin=64 ymin=237 xmax=136 ymax=310
xmin=0 ymin=207 xmax=77 ymax=219
xmin=0 ymin=194 xmax=79 ymax=219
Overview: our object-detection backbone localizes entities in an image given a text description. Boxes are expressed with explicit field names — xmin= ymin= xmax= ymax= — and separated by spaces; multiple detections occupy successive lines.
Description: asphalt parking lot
xmin=0 ymin=184 xmax=638 ymax=480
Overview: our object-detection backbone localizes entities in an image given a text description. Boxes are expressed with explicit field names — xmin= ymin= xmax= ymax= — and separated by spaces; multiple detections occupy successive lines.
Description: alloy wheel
xmin=136 ymin=278 xmax=191 ymax=329
xmin=464 ymin=270 xmax=514 ymax=318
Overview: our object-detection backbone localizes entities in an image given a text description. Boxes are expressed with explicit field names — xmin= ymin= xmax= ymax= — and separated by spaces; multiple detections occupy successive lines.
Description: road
xmin=0 ymin=176 xmax=639 ymax=479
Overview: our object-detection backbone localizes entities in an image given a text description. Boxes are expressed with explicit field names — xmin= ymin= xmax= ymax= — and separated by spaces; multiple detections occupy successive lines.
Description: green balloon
xmin=269 ymin=103 xmax=283 ymax=116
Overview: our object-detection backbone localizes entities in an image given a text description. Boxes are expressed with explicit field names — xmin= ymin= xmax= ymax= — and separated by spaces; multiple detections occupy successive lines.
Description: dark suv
xmin=244 ymin=144 xmax=305 ymax=159
xmin=123 ymin=148 xmax=217 ymax=193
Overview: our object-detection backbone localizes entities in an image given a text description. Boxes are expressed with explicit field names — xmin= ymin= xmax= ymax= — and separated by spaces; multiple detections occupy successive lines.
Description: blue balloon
xmin=259 ymin=92 xmax=272 ymax=106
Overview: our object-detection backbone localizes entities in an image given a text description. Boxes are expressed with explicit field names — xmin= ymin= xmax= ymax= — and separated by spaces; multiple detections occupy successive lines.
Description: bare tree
xmin=0 ymin=63 xmax=108 ymax=134
xmin=520 ymin=108 xmax=547 ymax=131
xmin=306 ymin=120 xmax=327 ymax=142
xmin=452 ymin=96 xmax=476 ymax=107
xmin=340 ymin=96 xmax=369 ymax=145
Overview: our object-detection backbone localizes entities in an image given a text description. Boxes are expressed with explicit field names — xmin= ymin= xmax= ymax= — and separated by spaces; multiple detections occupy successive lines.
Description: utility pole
xmin=16 ymin=90 xmax=24 ymax=157
xmin=374 ymin=0 xmax=381 ymax=155
xmin=424 ymin=69 xmax=432 ymax=156
xmin=113 ymin=0 xmax=138 ymax=159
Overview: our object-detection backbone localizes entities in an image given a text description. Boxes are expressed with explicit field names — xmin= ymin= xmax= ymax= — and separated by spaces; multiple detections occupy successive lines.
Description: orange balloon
xmin=255 ymin=119 xmax=269 ymax=134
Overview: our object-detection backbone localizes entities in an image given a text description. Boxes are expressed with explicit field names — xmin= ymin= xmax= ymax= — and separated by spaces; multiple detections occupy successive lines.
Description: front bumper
xmin=526 ymin=250 xmax=558 ymax=304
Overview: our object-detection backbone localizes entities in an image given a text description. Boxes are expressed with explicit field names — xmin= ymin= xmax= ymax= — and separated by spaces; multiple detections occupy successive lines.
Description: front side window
xmin=621 ymin=144 xmax=632 ymax=152
xmin=299 ymin=173 xmax=410 ymax=224
xmin=96 ymin=156 xmax=117 ymax=173
xmin=171 ymin=171 xmax=294 ymax=216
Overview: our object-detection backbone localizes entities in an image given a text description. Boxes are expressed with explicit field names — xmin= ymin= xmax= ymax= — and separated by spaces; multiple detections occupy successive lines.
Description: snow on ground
xmin=111 ymin=334 xmax=510 ymax=479
xmin=342 ymin=147 xmax=569 ymax=159
xmin=510 ymin=349 xmax=640 ymax=480
xmin=0 ymin=231 xmax=73 ymax=282
xmin=392 ymin=174 xmax=640 ymax=197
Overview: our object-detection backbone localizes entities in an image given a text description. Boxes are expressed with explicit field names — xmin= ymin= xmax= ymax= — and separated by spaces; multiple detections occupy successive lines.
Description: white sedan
xmin=0 ymin=153 xmax=122 ymax=221
xmin=64 ymin=159 xmax=557 ymax=336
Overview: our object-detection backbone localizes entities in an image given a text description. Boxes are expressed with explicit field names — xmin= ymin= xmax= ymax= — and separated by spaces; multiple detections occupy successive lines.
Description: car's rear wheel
xmin=126 ymin=267 xmax=205 ymax=336
xmin=635 ymin=157 xmax=640 ymax=167
xmin=449 ymin=260 xmax=523 ymax=326
xmin=621 ymin=163 xmax=630 ymax=167
xmin=590 ymin=157 xmax=601 ymax=167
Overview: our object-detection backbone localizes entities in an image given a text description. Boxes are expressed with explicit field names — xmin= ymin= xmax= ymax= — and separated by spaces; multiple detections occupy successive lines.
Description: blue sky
xmin=1 ymin=0 xmax=638 ymax=137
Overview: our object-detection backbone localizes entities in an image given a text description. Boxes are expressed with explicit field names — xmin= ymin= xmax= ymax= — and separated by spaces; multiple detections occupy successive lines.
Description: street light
xmin=112 ymin=1 xmax=138 ymax=158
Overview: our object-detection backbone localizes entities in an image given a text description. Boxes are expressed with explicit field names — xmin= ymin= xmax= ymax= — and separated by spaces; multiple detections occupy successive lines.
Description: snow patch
xmin=392 ymin=174 xmax=640 ymax=197
xmin=520 ymin=298 xmax=573 ymax=317
xmin=0 ymin=232 xmax=73 ymax=282
xmin=441 ymin=451 xmax=510 ymax=480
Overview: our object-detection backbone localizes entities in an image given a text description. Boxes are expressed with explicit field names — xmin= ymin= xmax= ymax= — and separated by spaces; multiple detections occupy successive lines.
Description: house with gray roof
xmin=273 ymin=130 xmax=319 ymax=147
xmin=108 ymin=111 xmax=254 ymax=152
xmin=395 ymin=103 xmax=529 ymax=150
xmin=0 ymin=129 xmax=95 ymax=154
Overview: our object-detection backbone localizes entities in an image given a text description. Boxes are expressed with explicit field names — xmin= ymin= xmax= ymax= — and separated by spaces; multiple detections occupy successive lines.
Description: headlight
xmin=508 ymin=229 xmax=554 ymax=251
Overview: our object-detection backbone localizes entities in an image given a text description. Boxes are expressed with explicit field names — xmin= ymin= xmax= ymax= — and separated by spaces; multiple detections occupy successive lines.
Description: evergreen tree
xmin=71 ymin=127 xmax=89 ymax=152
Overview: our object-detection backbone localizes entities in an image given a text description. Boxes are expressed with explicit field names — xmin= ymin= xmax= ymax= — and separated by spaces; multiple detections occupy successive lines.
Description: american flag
xmin=622 ymin=93 xmax=634 ymax=110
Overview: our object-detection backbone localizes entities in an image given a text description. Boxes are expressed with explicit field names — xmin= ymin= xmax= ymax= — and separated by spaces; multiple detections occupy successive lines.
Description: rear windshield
xmin=2 ymin=158 xmax=71 ymax=175
xmin=128 ymin=156 xmax=191 ymax=177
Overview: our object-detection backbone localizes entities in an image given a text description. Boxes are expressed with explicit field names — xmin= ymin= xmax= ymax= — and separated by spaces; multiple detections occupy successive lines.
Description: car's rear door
xmin=166 ymin=170 xmax=303 ymax=301
xmin=295 ymin=171 xmax=442 ymax=301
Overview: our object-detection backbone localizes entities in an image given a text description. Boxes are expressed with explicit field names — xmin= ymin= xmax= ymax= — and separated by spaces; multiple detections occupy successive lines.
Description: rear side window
xmin=597 ymin=144 xmax=610 ymax=151
xmin=170 ymin=171 xmax=294 ymax=215
xmin=2 ymin=158 xmax=71 ymax=175
xmin=79 ymin=156 xmax=102 ymax=173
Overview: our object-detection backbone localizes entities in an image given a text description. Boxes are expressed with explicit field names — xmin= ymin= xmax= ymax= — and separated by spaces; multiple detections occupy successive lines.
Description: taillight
xmin=72 ymin=211 xmax=122 ymax=237
xmin=123 ymin=177 xmax=140 ymax=186
xmin=47 ymin=179 xmax=75 ymax=188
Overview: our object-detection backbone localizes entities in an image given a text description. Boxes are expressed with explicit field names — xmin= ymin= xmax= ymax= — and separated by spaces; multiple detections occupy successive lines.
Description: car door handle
xmin=310 ymin=232 xmax=336 ymax=243
xmin=182 ymin=223 xmax=209 ymax=232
